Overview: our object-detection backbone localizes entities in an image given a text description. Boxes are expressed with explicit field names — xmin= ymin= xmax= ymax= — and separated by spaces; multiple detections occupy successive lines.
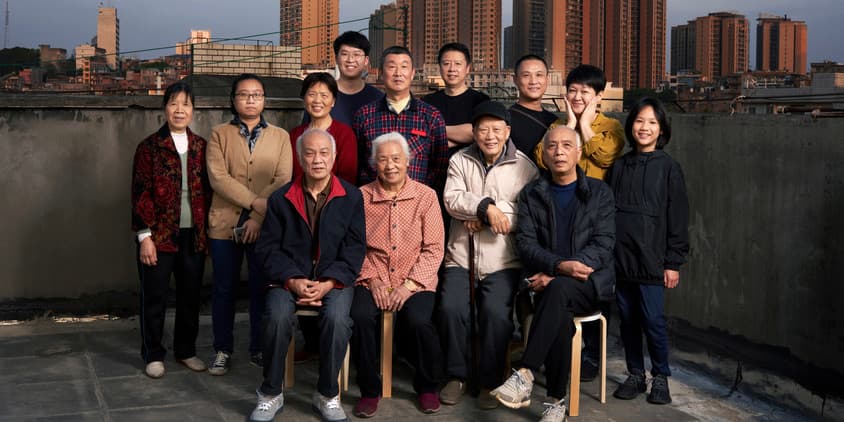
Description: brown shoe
xmin=477 ymin=388 xmax=499 ymax=410
xmin=439 ymin=379 xmax=465 ymax=405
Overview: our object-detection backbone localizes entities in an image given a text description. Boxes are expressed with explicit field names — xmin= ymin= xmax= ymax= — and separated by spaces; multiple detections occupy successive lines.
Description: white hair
xmin=542 ymin=125 xmax=582 ymax=149
xmin=369 ymin=131 xmax=412 ymax=166
xmin=296 ymin=127 xmax=337 ymax=168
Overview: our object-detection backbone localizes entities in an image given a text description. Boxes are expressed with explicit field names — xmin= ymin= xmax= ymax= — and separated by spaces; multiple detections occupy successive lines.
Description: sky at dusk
xmin=4 ymin=0 xmax=843 ymax=71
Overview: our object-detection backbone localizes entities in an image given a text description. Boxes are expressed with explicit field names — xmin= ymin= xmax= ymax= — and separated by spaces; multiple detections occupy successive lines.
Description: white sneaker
xmin=249 ymin=389 xmax=284 ymax=422
xmin=179 ymin=356 xmax=207 ymax=372
xmin=145 ymin=361 xmax=165 ymax=378
xmin=540 ymin=398 xmax=567 ymax=422
xmin=491 ymin=367 xmax=534 ymax=409
xmin=312 ymin=391 xmax=347 ymax=421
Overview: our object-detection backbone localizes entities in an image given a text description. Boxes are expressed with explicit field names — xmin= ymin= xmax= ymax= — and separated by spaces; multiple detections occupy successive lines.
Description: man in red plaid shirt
xmin=352 ymin=46 xmax=448 ymax=190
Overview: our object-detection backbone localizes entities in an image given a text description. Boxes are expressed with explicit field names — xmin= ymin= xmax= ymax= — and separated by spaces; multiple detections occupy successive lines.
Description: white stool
xmin=284 ymin=308 xmax=350 ymax=397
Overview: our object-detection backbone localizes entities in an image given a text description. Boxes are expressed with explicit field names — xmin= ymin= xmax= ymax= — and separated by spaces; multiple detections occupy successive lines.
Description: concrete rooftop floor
xmin=0 ymin=312 xmax=814 ymax=422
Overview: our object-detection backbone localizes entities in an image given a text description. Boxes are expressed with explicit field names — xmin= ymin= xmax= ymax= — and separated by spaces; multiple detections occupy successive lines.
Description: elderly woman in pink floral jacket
xmin=349 ymin=132 xmax=446 ymax=418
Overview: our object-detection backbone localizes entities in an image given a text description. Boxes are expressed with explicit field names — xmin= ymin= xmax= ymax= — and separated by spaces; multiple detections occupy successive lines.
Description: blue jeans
xmin=260 ymin=286 xmax=354 ymax=397
xmin=616 ymin=282 xmax=671 ymax=376
xmin=210 ymin=238 xmax=266 ymax=355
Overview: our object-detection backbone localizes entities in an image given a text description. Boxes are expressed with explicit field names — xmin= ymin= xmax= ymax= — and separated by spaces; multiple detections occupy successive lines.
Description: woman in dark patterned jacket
xmin=131 ymin=81 xmax=211 ymax=379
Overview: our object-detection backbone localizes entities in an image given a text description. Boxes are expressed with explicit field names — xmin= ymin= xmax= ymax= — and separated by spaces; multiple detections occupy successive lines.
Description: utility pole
xmin=4 ymin=1 xmax=9 ymax=49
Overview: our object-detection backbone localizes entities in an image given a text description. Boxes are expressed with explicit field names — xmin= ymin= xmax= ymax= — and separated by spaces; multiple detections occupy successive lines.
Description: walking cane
xmin=467 ymin=230 xmax=479 ymax=395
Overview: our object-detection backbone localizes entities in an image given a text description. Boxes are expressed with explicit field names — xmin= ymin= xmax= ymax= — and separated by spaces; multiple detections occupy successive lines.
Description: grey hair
xmin=542 ymin=125 xmax=582 ymax=149
xmin=369 ymin=131 xmax=412 ymax=166
xmin=296 ymin=127 xmax=337 ymax=167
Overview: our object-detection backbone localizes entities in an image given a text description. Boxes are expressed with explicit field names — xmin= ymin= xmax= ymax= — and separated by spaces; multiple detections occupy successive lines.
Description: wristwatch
xmin=402 ymin=279 xmax=418 ymax=292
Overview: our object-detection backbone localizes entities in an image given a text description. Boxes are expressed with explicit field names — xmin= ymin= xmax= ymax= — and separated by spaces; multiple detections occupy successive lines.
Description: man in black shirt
xmin=423 ymin=42 xmax=490 ymax=157
xmin=508 ymin=55 xmax=558 ymax=159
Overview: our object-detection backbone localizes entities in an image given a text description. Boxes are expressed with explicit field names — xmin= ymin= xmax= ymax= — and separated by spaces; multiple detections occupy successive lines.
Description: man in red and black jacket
xmin=250 ymin=128 xmax=366 ymax=422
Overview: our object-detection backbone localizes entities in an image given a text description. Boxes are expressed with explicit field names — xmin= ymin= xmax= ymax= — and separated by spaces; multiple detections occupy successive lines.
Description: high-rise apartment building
xmin=403 ymin=0 xmax=500 ymax=75
xmin=503 ymin=25 xmax=513 ymax=69
xmin=756 ymin=14 xmax=808 ymax=74
xmin=279 ymin=0 xmax=339 ymax=68
xmin=671 ymin=12 xmax=748 ymax=80
xmin=671 ymin=24 xmax=695 ymax=74
xmin=96 ymin=7 xmax=119 ymax=70
xmin=604 ymin=0 xmax=666 ymax=89
xmin=369 ymin=3 xmax=401 ymax=68
xmin=512 ymin=0 xmax=545 ymax=61
xmin=510 ymin=0 xmax=663 ymax=88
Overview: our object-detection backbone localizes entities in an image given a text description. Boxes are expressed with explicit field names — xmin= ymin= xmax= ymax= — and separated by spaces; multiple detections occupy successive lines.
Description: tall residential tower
xmin=279 ymin=0 xmax=339 ymax=68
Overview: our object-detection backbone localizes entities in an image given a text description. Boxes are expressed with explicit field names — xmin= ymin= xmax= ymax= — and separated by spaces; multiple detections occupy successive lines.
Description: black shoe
xmin=250 ymin=352 xmax=263 ymax=368
xmin=613 ymin=369 xmax=646 ymax=400
xmin=580 ymin=360 xmax=599 ymax=382
xmin=647 ymin=375 xmax=672 ymax=404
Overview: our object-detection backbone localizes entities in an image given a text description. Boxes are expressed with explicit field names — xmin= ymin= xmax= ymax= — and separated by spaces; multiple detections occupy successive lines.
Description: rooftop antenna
xmin=4 ymin=1 xmax=9 ymax=49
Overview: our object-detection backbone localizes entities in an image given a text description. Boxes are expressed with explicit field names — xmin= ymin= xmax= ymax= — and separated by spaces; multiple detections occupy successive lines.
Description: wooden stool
xmin=568 ymin=311 xmax=607 ymax=417
xmin=381 ymin=311 xmax=394 ymax=398
xmin=284 ymin=308 xmax=350 ymax=396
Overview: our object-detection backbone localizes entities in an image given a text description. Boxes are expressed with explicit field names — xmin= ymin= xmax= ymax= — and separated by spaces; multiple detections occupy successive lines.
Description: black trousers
xmin=350 ymin=285 xmax=443 ymax=398
xmin=137 ymin=228 xmax=205 ymax=363
xmin=438 ymin=267 xmax=518 ymax=389
xmin=521 ymin=276 xmax=596 ymax=399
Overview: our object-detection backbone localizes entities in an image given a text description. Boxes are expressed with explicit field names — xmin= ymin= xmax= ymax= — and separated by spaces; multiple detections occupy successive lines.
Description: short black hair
xmin=437 ymin=42 xmax=471 ymax=64
xmin=333 ymin=31 xmax=371 ymax=56
xmin=300 ymin=72 xmax=338 ymax=99
xmin=162 ymin=81 xmax=194 ymax=109
xmin=380 ymin=45 xmax=413 ymax=70
xmin=625 ymin=97 xmax=672 ymax=150
xmin=229 ymin=73 xmax=265 ymax=115
xmin=566 ymin=64 xmax=607 ymax=93
xmin=513 ymin=54 xmax=547 ymax=74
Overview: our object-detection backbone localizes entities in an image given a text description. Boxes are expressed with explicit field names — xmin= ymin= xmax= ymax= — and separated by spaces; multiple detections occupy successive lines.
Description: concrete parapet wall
xmin=656 ymin=114 xmax=843 ymax=376
xmin=0 ymin=101 xmax=841 ymax=399
xmin=0 ymin=94 xmax=303 ymax=299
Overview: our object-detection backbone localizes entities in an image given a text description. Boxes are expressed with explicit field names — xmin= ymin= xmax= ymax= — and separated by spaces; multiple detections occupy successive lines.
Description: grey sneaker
xmin=540 ymin=398 xmax=567 ymax=422
xmin=249 ymin=389 xmax=284 ymax=422
xmin=491 ymin=368 xmax=534 ymax=409
xmin=312 ymin=392 xmax=347 ymax=421
xmin=208 ymin=351 xmax=231 ymax=376
xmin=439 ymin=379 xmax=465 ymax=405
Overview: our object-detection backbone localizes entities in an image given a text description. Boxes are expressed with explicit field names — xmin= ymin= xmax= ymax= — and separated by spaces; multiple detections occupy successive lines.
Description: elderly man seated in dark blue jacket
xmin=251 ymin=128 xmax=366 ymax=422
xmin=491 ymin=125 xmax=616 ymax=422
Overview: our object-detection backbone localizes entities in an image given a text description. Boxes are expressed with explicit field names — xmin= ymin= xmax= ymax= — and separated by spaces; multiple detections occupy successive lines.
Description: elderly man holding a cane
xmin=438 ymin=101 xmax=538 ymax=409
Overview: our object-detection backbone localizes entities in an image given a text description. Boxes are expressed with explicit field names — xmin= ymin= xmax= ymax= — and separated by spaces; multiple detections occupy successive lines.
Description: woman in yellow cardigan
xmin=533 ymin=64 xmax=624 ymax=180
xmin=206 ymin=73 xmax=293 ymax=375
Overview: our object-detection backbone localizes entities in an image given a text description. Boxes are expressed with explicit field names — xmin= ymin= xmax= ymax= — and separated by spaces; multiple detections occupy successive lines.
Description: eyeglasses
xmin=234 ymin=92 xmax=265 ymax=101
xmin=338 ymin=51 xmax=366 ymax=61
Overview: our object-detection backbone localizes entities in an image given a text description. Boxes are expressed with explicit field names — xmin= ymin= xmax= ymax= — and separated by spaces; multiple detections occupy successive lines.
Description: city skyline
xmin=3 ymin=0 xmax=843 ymax=73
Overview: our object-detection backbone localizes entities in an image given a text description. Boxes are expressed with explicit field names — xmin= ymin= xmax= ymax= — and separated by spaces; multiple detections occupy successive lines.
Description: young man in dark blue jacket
xmin=251 ymin=128 xmax=366 ymax=422
xmin=491 ymin=125 xmax=616 ymax=422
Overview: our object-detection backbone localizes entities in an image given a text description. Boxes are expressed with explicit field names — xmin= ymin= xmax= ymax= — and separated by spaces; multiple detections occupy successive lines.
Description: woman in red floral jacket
xmin=131 ymin=81 xmax=211 ymax=379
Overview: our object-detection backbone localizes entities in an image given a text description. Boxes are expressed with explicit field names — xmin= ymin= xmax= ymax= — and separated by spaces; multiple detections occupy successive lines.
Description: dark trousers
xmin=209 ymin=238 xmax=266 ymax=355
xmin=582 ymin=301 xmax=612 ymax=364
xmin=521 ymin=277 xmax=596 ymax=399
xmin=350 ymin=285 xmax=443 ymax=398
xmin=438 ymin=267 xmax=518 ymax=389
xmin=260 ymin=287 xmax=353 ymax=397
xmin=137 ymin=228 xmax=205 ymax=363
xmin=616 ymin=282 xmax=671 ymax=376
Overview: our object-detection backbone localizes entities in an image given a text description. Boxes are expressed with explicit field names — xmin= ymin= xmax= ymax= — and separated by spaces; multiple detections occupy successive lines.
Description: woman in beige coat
xmin=206 ymin=73 xmax=293 ymax=375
